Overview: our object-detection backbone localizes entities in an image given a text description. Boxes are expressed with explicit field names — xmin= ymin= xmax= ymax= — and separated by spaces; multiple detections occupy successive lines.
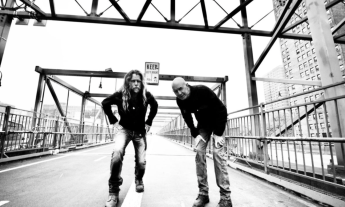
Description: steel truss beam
xmin=200 ymin=0 xmax=208 ymax=28
xmin=48 ymin=0 xmax=56 ymax=17
xmin=0 ymin=10 xmax=344 ymax=45
xmin=137 ymin=0 xmax=152 ymax=23
xmin=36 ymin=67 xmax=227 ymax=83
xmin=109 ymin=0 xmax=130 ymax=23
xmin=19 ymin=0 xmax=46 ymax=17
xmin=90 ymin=0 xmax=99 ymax=17
xmin=281 ymin=0 xmax=343 ymax=34
xmin=251 ymin=0 xmax=302 ymax=74
xmin=252 ymin=77 xmax=322 ymax=86
xmin=214 ymin=0 xmax=253 ymax=29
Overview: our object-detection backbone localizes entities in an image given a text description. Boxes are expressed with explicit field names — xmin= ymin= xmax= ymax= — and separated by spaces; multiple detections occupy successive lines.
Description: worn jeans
xmin=108 ymin=128 xmax=146 ymax=193
xmin=195 ymin=128 xmax=231 ymax=200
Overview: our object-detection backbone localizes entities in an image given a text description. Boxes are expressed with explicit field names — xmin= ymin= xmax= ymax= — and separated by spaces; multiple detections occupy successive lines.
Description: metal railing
xmin=0 ymin=105 xmax=116 ymax=158
xmin=158 ymin=80 xmax=345 ymax=198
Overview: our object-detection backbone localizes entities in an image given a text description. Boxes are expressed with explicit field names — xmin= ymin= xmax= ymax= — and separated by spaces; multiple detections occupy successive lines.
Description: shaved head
xmin=172 ymin=77 xmax=190 ymax=100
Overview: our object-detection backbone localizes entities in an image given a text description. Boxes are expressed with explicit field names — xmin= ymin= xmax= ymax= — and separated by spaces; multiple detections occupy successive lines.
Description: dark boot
xmin=192 ymin=194 xmax=209 ymax=207
xmin=135 ymin=179 xmax=144 ymax=192
xmin=105 ymin=193 xmax=119 ymax=207
xmin=216 ymin=198 xmax=233 ymax=207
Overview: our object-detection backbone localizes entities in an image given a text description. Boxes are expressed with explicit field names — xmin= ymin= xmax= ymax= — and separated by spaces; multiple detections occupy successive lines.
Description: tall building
xmin=263 ymin=65 xmax=289 ymax=111
xmin=271 ymin=0 xmax=345 ymax=137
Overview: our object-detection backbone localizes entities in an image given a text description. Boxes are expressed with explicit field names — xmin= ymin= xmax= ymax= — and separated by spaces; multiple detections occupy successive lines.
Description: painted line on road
xmin=0 ymin=201 xmax=9 ymax=206
xmin=0 ymin=145 xmax=110 ymax=174
xmin=94 ymin=156 xmax=107 ymax=162
xmin=121 ymin=180 xmax=144 ymax=207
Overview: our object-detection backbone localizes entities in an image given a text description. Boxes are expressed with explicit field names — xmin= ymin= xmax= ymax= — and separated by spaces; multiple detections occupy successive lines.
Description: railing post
xmin=1 ymin=106 xmax=11 ymax=159
xmin=81 ymin=121 xmax=85 ymax=145
xmin=42 ymin=132 xmax=47 ymax=151
xmin=53 ymin=118 xmax=59 ymax=149
xmin=96 ymin=124 xmax=99 ymax=143
xmin=260 ymin=103 xmax=269 ymax=174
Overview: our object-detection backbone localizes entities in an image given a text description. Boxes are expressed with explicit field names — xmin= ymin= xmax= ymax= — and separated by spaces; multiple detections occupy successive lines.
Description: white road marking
xmin=121 ymin=179 xmax=145 ymax=207
xmin=0 ymin=201 xmax=9 ymax=206
xmin=0 ymin=145 xmax=110 ymax=174
xmin=94 ymin=156 xmax=107 ymax=162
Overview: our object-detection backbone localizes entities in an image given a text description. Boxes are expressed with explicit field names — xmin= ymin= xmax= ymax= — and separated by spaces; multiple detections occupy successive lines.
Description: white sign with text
xmin=145 ymin=62 xmax=160 ymax=85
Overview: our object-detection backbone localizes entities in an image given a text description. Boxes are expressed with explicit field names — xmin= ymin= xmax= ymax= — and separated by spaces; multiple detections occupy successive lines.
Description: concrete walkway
xmin=0 ymin=135 xmax=320 ymax=207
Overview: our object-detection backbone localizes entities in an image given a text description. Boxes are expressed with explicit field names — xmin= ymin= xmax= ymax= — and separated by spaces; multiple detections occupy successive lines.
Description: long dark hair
xmin=120 ymin=70 xmax=147 ymax=111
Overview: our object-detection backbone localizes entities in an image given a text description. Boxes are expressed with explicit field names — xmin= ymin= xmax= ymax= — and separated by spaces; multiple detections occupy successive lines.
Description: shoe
xmin=105 ymin=193 xmax=119 ymax=207
xmin=216 ymin=198 xmax=233 ymax=207
xmin=192 ymin=194 xmax=209 ymax=207
xmin=135 ymin=179 xmax=144 ymax=192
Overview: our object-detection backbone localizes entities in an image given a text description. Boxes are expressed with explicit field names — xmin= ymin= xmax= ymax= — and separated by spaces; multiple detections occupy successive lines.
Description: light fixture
xmin=99 ymin=77 xmax=102 ymax=89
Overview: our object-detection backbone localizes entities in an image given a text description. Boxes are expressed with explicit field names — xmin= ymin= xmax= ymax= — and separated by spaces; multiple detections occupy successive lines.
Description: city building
xmin=270 ymin=0 xmax=345 ymax=137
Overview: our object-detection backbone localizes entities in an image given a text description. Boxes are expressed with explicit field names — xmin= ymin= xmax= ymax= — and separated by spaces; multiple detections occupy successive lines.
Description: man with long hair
xmin=172 ymin=77 xmax=232 ymax=207
xmin=102 ymin=70 xmax=158 ymax=207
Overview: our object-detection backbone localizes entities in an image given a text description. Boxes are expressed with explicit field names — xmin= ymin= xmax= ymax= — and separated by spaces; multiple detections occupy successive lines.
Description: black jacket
xmin=176 ymin=85 xmax=227 ymax=137
xmin=102 ymin=90 xmax=158 ymax=132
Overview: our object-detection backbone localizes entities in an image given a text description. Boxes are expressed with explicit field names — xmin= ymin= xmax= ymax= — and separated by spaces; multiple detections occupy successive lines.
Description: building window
xmin=328 ymin=18 xmax=333 ymax=24
xmin=283 ymin=57 xmax=287 ymax=63
xmin=298 ymin=56 xmax=302 ymax=62
xmin=288 ymin=62 xmax=292 ymax=67
xmin=319 ymin=113 xmax=324 ymax=119
xmin=310 ymin=67 xmax=314 ymax=73
xmin=302 ymin=54 xmax=307 ymax=59
xmin=315 ymin=65 xmax=319 ymax=71
xmin=302 ymin=27 xmax=307 ymax=33
xmin=311 ymin=76 xmax=316 ymax=80
xmin=312 ymin=48 xmax=315 ymax=54
xmin=296 ymin=49 xmax=300 ymax=54
xmin=300 ymin=45 xmax=305 ymax=52
xmin=338 ymin=54 xmax=342 ymax=61
xmin=307 ymin=51 xmax=311 ymax=57
xmin=303 ymin=88 xmax=307 ymax=92
xmin=308 ymin=87 xmax=312 ymax=90
xmin=299 ymin=64 xmax=303 ymax=70
xmin=315 ymin=94 xmax=320 ymax=99
xmin=305 ymin=70 xmax=310 ymax=76
xmin=340 ymin=64 xmax=344 ymax=71
xmin=300 ymin=72 xmax=305 ymax=78
xmin=314 ymin=56 xmax=318 ymax=63
xmin=303 ymin=62 xmax=308 ymax=68
xmin=308 ymin=59 xmax=313 ymax=66
xmin=287 ymin=55 xmax=290 ymax=61
xmin=284 ymin=64 xmax=288 ymax=69
xmin=317 ymin=74 xmax=321 ymax=80
xmin=305 ymin=97 xmax=309 ymax=102
xmin=335 ymin=45 xmax=341 ymax=52
xmin=289 ymin=69 xmax=293 ymax=74
xmin=321 ymin=92 xmax=324 ymax=96
xmin=294 ymin=41 xmax=299 ymax=47
xmin=320 ymin=123 xmax=325 ymax=129
xmin=310 ymin=96 xmax=315 ymax=101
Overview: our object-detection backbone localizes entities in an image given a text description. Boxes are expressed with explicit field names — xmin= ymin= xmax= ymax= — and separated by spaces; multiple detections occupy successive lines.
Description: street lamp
xmin=88 ymin=68 xmax=113 ymax=92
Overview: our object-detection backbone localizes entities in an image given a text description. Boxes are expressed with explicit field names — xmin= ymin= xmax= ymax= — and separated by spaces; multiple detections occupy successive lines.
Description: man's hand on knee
xmin=213 ymin=134 xmax=225 ymax=149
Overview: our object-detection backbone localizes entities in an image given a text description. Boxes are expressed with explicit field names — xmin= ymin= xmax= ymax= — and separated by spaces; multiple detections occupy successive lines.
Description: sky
xmin=0 ymin=0 xmax=283 ymax=131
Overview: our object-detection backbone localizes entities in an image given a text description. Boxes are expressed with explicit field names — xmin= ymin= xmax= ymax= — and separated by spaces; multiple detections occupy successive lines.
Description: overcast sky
xmin=0 ymin=0 xmax=283 ymax=129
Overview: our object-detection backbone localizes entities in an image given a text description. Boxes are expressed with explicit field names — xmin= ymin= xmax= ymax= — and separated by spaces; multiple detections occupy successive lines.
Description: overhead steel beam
xmin=251 ymin=0 xmax=302 ymax=74
xmin=109 ymin=0 xmax=130 ymax=23
xmin=281 ymin=0 xmax=343 ymax=33
xmin=89 ymin=93 xmax=176 ymax=100
xmin=214 ymin=0 xmax=253 ymax=30
xmin=19 ymin=0 xmax=46 ymax=16
xmin=90 ymin=0 xmax=99 ymax=17
xmin=36 ymin=67 xmax=227 ymax=83
xmin=272 ymin=0 xmax=293 ymax=34
xmin=252 ymin=77 xmax=322 ymax=86
xmin=137 ymin=0 xmax=151 ymax=23
xmin=170 ymin=0 xmax=175 ymax=22
xmin=49 ymin=0 xmax=56 ymax=17
xmin=334 ymin=32 xmax=345 ymax=40
xmin=200 ymin=0 xmax=208 ymax=28
xmin=332 ymin=17 xmax=345 ymax=35
xmin=46 ymin=76 xmax=101 ymax=106
xmin=0 ymin=0 xmax=14 ymax=68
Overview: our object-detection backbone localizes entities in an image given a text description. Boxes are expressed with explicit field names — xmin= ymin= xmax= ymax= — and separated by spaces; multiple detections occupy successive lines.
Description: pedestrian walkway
xmin=0 ymin=135 xmax=319 ymax=207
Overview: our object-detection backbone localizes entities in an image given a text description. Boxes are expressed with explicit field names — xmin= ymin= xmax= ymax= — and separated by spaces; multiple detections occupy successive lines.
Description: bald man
xmin=172 ymin=77 xmax=232 ymax=207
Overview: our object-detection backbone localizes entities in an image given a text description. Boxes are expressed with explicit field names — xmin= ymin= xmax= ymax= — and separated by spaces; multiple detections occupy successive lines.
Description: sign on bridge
xmin=145 ymin=62 xmax=159 ymax=85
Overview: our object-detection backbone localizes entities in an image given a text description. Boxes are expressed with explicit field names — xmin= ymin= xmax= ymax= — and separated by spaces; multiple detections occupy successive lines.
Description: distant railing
xmin=0 ymin=105 xmax=116 ymax=158
xmin=158 ymin=80 xmax=345 ymax=198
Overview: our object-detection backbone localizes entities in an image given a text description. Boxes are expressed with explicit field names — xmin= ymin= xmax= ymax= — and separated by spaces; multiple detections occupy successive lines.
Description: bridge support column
xmin=240 ymin=0 xmax=261 ymax=160
xmin=307 ymin=0 xmax=345 ymax=172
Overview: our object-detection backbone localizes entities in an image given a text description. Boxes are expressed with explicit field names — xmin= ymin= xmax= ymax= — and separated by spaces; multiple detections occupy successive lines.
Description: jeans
xmin=108 ymin=128 xmax=146 ymax=193
xmin=195 ymin=128 xmax=231 ymax=200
